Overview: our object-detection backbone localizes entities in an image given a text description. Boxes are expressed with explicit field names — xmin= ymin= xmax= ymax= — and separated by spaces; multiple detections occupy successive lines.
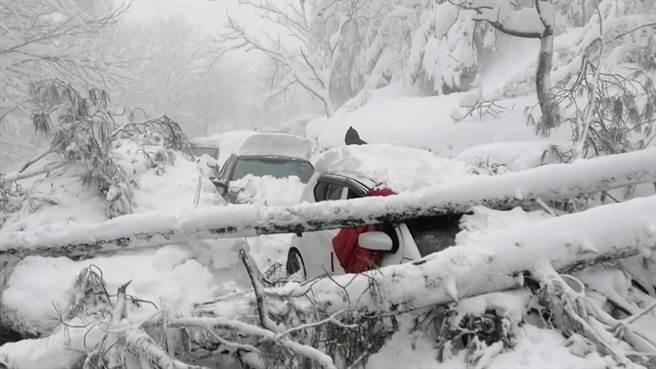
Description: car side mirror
xmin=210 ymin=176 xmax=228 ymax=194
xmin=358 ymin=231 xmax=393 ymax=252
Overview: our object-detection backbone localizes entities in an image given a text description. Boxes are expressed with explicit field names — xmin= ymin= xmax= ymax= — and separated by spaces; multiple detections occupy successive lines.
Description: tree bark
xmin=534 ymin=0 xmax=560 ymax=133
xmin=535 ymin=27 xmax=559 ymax=133
xmin=1 ymin=148 xmax=654 ymax=259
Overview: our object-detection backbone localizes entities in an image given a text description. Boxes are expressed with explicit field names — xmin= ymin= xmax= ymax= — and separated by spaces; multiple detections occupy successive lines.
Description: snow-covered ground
xmin=2 ymin=4 xmax=656 ymax=367
xmin=307 ymin=91 xmax=570 ymax=158
xmin=367 ymin=317 xmax=608 ymax=369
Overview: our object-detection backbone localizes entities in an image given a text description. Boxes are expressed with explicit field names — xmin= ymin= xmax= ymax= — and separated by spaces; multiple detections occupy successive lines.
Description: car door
xmin=294 ymin=175 xmax=350 ymax=278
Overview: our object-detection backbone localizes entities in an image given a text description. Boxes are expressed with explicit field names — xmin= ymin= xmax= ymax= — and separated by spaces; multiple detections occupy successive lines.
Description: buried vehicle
xmin=286 ymin=144 xmax=472 ymax=279
xmin=211 ymin=132 xmax=315 ymax=203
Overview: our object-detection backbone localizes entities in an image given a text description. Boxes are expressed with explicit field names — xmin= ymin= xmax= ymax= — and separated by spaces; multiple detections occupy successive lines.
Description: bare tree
xmin=0 ymin=0 xmax=131 ymax=120
xmin=214 ymin=0 xmax=374 ymax=118
xmin=451 ymin=0 xmax=560 ymax=134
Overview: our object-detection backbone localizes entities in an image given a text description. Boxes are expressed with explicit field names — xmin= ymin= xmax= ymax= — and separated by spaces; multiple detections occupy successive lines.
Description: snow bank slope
xmin=306 ymin=92 xmax=569 ymax=157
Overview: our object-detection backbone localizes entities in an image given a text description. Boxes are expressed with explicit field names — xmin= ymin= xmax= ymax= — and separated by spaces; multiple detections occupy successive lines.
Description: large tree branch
xmin=1 ymin=148 xmax=654 ymax=258
xmin=198 ymin=196 xmax=656 ymax=318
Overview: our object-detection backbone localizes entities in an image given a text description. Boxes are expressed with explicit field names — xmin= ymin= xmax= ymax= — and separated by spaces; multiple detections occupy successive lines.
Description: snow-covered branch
xmin=169 ymin=317 xmax=337 ymax=369
xmin=1 ymin=148 xmax=654 ymax=257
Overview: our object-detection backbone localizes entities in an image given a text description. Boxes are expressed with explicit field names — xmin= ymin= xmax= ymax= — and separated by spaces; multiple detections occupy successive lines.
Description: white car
xmin=286 ymin=144 xmax=470 ymax=279
xmin=208 ymin=132 xmax=315 ymax=203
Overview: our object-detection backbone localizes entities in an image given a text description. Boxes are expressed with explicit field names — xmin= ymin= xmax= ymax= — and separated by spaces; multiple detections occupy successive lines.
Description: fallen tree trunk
xmin=1 ymin=148 xmax=655 ymax=258
xmin=196 ymin=196 xmax=656 ymax=318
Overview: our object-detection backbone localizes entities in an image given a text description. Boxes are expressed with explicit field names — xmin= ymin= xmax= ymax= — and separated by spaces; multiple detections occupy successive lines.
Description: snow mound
xmin=456 ymin=141 xmax=568 ymax=171
xmin=456 ymin=206 xmax=553 ymax=245
xmin=1 ymin=247 xmax=219 ymax=336
xmin=314 ymin=144 xmax=470 ymax=192
xmin=228 ymin=174 xmax=305 ymax=205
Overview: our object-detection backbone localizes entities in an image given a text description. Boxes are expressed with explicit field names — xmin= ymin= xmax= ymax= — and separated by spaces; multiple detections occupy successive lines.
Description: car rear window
xmin=230 ymin=157 xmax=314 ymax=183
xmin=405 ymin=214 xmax=462 ymax=257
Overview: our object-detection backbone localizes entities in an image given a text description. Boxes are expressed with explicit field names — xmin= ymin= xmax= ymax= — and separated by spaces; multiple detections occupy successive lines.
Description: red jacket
xmin=332 ymin=188 xmax=396 ymax=273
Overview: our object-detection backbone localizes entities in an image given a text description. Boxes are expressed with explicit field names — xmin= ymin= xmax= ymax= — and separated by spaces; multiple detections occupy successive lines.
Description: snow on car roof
xmin=237 ymin=132 xmax=312 ymax=160
xmin=313 ymin=144 xmax=470 ymax=192
xmin=191 ymin=130 xmax=257 ymax=166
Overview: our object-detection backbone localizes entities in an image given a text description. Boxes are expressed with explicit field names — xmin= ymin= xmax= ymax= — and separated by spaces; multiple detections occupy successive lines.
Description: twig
xmin=535 ymin=197 xmax=557 ymax=217
xmin=18 ymin=150 xmax=53 ymax=173
xmin=194 ymin=173 xmax=202 ymax=208
xmin=275 ymin=309 xmax=357 ymax=340
xmin=239 ymin=248 xmax=280 ymax=332
xmin=612 ymin=22 xmax=656 ymax=42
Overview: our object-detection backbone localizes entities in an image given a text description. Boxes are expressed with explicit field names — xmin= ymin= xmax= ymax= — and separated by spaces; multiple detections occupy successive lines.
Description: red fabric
xmin=332 ymin=188 xmax=397 ymax=273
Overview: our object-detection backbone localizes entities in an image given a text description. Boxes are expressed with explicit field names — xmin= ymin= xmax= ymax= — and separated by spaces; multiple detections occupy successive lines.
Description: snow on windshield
xmin=313 ymin=144 xmax=471 ymax=192
xmin=228 ymin=174 xmax=306 ymax=206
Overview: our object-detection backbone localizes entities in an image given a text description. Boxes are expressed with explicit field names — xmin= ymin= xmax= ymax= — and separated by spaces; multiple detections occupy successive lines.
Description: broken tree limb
xmin=1 ymin=148 xmax=655 ymax=258
xmin=168 ymin=317 xmax=338 ymax=369
xmin=197 ymin=196 xmax=656 ymax=319
xmin=0 ymin=161 xmax=67 ymax=184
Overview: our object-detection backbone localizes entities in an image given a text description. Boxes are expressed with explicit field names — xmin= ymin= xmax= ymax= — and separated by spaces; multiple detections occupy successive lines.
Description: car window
xmin=313 ymin=181 xmax=328 ymax=201
xmin=347 ymin=188 xmax=361 ymax=199
xmin=405 ymin=214 xmax=462 ymax=257
xmin=230 ymin=157 xmax=314 ymax=183
xmin=325 ymin=183 xmax=345 ymax=200
xmin=314 ymin=180 xmax=348 ymax=202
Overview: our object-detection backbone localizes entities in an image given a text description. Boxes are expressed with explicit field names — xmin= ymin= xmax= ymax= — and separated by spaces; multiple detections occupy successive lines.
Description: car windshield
xmin=230 ymin=157 xmax=314 ymax=183
xmin=405 ymin=214 xmax=462 ymax=257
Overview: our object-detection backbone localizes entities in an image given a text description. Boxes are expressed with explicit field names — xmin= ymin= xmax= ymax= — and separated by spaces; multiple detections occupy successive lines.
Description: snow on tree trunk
xmin=0 ymin=148 xmax=654 ymax=258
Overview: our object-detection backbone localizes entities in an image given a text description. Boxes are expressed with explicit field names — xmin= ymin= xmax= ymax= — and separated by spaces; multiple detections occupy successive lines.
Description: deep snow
xmin=2 ymin=12 xmax=656 ymax=367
